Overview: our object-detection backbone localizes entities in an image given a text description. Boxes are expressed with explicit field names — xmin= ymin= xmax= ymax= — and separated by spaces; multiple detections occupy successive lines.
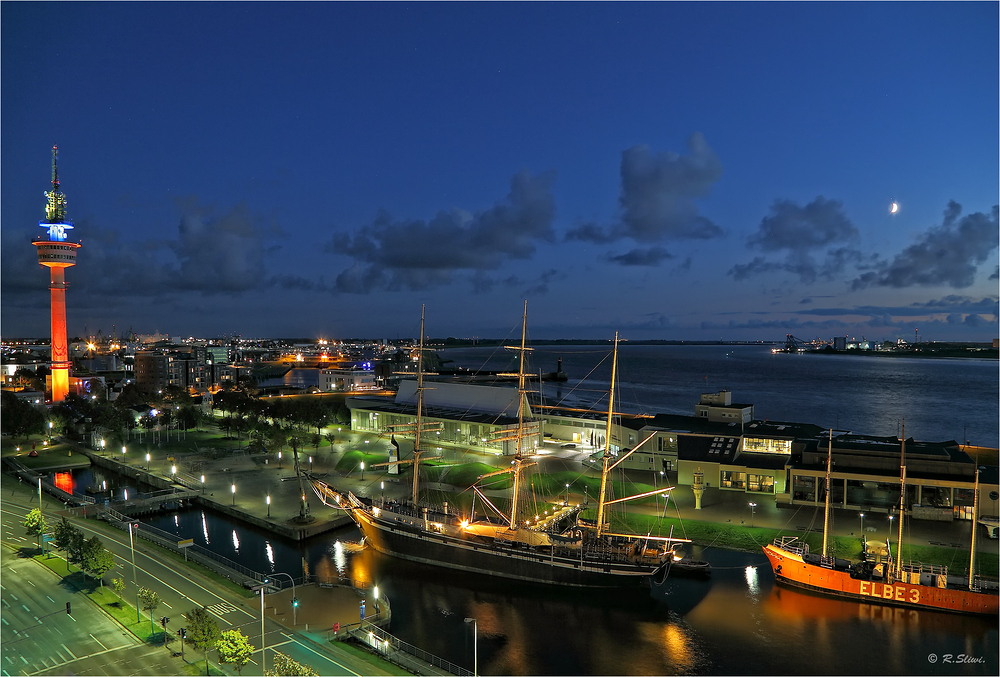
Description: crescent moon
xmin=890 ymin=202 xmax=899 ymax=214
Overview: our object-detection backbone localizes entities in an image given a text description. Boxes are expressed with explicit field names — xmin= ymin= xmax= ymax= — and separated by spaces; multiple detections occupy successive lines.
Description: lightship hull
xmin=762 ymin=543 xmax=999 ymax=616
xmin=350 ymin=503 xmax=660 ymax=588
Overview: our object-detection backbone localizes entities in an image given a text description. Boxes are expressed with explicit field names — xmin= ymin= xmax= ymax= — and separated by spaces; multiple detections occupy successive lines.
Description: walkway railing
xmin=347 ymin=623 xmax=471 ymax=676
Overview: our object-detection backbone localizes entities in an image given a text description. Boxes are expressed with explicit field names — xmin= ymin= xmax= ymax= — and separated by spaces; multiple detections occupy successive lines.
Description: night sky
xmin=2 ymin=2 xmax=997 ymax=342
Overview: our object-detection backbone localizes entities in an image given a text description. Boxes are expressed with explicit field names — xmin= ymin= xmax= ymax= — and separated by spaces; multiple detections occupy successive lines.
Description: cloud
xmin=794 ymin=295 xmax=998 ymax=319
xmin=329 ymin=170 xmax=556 ymax=293
xmin=748 ymin=197 xmax=858 ymax=252
xmin=729 ymin=197 xmax=863 ymax=283
xmin=169 ymin=200 xmax=276 ymax=293
xmin=566 ymin=133 xmax=723 ymax=245
xmin=852 ymin=202 xmax=999 ymax=290
xmin=607 ymin=247 xmax=673 ymax=267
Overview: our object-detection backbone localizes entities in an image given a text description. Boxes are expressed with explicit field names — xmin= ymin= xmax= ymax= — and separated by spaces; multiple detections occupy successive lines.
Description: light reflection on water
xmin=138 ymin=506 xmax=997 ymax=675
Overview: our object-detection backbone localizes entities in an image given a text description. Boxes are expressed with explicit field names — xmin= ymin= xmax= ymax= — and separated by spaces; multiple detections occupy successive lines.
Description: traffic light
xmin=179 ymin=628 xmax=186 ymax=640
xmin=65 ymin=602 xmax=72 ymax=615
xmin=161 ymin=616 xmax=169 ymax=629
xmin=292 ymin=597 xmax=299 ymax=608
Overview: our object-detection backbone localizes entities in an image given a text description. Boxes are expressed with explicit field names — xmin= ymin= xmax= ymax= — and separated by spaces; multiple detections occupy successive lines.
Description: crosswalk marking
xmin=206 ymin=602 xmax=238 ymax=617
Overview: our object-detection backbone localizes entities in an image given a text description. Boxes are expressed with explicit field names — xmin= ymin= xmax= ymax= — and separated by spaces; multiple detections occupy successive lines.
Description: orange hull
xmin=762 ymin=544 xmax=999 ymax=616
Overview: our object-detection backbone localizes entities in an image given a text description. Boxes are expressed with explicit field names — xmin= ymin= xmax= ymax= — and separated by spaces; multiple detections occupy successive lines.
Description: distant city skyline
xmin=2 ymin=2 xmax=997 ymax=343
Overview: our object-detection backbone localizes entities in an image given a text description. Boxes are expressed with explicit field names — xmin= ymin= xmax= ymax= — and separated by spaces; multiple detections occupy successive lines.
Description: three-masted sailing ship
xmin=312 ymin=303 xmax=692 ymax=587
xmin=762 ymin=427 xmax=998 ymax=615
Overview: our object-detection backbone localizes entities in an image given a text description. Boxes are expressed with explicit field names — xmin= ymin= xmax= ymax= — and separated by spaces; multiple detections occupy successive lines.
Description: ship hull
xmin=762 ymin=544 xmax=998 ymax=616
xmin=351 ymin=506 xmax=657 ymax=588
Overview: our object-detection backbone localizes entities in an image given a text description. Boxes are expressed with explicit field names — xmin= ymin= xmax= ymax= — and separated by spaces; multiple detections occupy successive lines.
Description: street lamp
xmin=266 ymin=494 xmax=271 ymax=518
xmin=309 ymin=456 xmax=313 ymax=472
xmin=748 ymin=502 xmax=757 ymax=528
xmin=145 ymin=453 xmax=151 ymax=470
xmin=269 ymin=573 xmax=297 ymax=626
xmin=565 ymin=483 xmax=570 ymax=504
xmin=170 ymin=465 xmax=176 ymax=477
xmin=48 ymin=420 xmax=53 ymax=442
xmin=464 ymin=617 xmax=478 ymax=677
xmin=380 ymin=481 xmax=384 ymax=505
xmin=860 ymin=512 xmax=865 ymax=535
xmin=128 ymin=522 xmax=139 ymax=623
xmin=278 ymin=451 xmax=282 ymax=469
xmin=100 ymin=438 xmax=106 ymax=455
xmin=360 ymin=461 xmax=365 ymax=481
xmin=200 ymin=474 xmax=205 ymax=495
xmin=121 ymin=445 xmax=126 ymax=460
xmin=231 ymin=483 xmax=236 ymax=506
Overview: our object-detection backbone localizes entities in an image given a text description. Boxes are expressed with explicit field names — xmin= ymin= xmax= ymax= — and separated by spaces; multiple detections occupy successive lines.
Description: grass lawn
xmin=31 ymin=553 xmax=166 ymax=644
xmin=336 ymin=449 xmax=392 ymax=474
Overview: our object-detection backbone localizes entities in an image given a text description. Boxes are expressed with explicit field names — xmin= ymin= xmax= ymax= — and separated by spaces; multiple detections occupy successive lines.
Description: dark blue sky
xmin=2 ymin=2 xmax=997 ymax=342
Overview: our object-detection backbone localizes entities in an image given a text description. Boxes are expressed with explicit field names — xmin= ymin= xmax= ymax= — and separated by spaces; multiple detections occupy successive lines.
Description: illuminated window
xmin=742 ymin=437 xmax=791 ymax=454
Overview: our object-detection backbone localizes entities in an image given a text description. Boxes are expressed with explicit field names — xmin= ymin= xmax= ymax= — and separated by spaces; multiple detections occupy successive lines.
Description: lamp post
xmin=259 ymin=584 xmax=266 ymax=674
xmin=200 ymin=474 xmax=205 ymax=495
xmin=748 ymin=502 xmax=757 ymax=528
xmin=360 ymin=461 xmax=365 ymax=481
xmin=565 ymin=483 xmax=570 ymax=504
xmin=100 ymin=438 xmax=106 ymax=455
xmin=266 ymin=494 xmax=271 ymax=518
xmin=380 ymin=481 xmax=384 ymax=506
xmin=860 ymin=512 xmax=865 ymax=535
xmin=170 ymin=465 xmax=176 ymax=478
xmin=309 ymin=456 xmax=313 ymax=472
xmin=145 ymin=453 xmax=151 ymax=471
xmin=48 ymin=420 xmax=53 ymax=443
xmin=128 ymin=522 xmax=139 ymax=623
xmin=121 ymin=445 xmax=126 ymax=461
xmin=231 ymin=483 xmax=236 ymax=506
xmin=278 ymin=451 xmax=282 ymax=469
xmin=269 ymin=573 xmax=297 ymax=626
xmin=464 ymin=617 xmax=478 ymax=677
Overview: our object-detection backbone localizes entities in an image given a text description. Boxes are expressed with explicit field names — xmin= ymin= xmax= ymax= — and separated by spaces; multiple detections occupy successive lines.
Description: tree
xmin=216 ymin=629 xmax=254 ymax=676
xmin=81 ymin=536 xmax=115 ymax=587
xmin=266 ymin=651 xmax=319 ymax=676
xmin=186 ymin=606 xmax=221 ymax=676
xmin=138 ymin=587 xmax=161 ymax=634
xmin=53 ymin=517 xmax=85 ymax=562
xmin=1 ymin=391 xmax=46 ymax=442
xmin=21 ymin=508 xmax=47 ymax=550
xmin=113 ymin=577 xmax=126 ymax=598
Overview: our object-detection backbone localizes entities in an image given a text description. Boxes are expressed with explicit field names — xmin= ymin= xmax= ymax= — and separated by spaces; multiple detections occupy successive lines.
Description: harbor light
xmin=266 ymin=494 xmax=271 ymax=517
xmin=232 ymin=483 xmax=236 ymax=506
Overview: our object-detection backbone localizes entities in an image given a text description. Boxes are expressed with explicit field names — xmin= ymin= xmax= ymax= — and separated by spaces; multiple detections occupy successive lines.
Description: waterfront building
xmin=32 ymin=145 xmax=81 ymax=402
xmin=348 ymin=379 xmax=540 ymax=455
xmin=348 ymin=381 xmax=999 ymax=521
xmin=320 ymin=367 xmax=377 ymax=392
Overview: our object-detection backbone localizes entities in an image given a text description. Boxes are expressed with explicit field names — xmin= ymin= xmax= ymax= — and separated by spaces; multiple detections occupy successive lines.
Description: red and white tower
xmin=33 ymin=145 xmax=80 ymax=403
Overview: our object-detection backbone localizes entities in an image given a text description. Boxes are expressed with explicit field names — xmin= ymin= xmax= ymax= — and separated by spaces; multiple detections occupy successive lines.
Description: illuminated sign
xmin=39 ymin=221 xmax=74 ymax=242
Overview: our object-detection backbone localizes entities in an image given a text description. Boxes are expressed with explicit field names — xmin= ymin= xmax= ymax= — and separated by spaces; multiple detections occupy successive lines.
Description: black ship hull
xmin=351 ymin=506 xmax=659 ymax=588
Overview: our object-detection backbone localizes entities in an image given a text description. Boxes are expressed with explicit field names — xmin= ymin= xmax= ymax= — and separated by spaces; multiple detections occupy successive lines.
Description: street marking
xmin=46 ymin=596 xmax=55 ymax=603
xmin=0 ymin=618 xmax=6 ymax=626
xmin=89 ymin=633 xmax=108 ymax=651
xmin=206 ymin=602 xmax=238 ymax=617
xmin=161 ymin=600 xmax=172 ymax=608
xmin=61 ymin=645 xmax=76 ymax=660
xmin=10 ymin=594 xmax=17 ymax=601
xmin=21 ymin=604 xmax=30 ymax=612
xmin=26 ymin=580 xmax=35 ymax=587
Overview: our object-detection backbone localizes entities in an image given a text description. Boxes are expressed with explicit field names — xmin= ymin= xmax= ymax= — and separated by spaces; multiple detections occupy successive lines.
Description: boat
xmin=762 ymin=427 xmax=999 ymax=616
xmin=311 ymin=304 xmax=695 ymax=587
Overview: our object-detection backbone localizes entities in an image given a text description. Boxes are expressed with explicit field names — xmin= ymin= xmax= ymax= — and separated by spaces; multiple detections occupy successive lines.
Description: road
xmin=0 ymin=480 xmax=391 ymax=677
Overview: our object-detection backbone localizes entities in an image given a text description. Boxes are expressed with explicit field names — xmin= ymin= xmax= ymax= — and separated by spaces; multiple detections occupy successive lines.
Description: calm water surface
xmin=135 ymin=506 xmax=998 ymax=676
xmin=439 ymin=344 xmax=999 ymax=447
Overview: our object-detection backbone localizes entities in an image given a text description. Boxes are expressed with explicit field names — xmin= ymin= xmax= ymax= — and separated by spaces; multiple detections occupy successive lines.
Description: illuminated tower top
xmin=40 ymin=144 xmax=74 ymax=242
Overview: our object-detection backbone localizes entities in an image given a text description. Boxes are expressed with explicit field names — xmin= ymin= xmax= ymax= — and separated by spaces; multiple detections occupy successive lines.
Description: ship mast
xmin=507 ymin=300 xmax=530 ymax=529
xmin=969 ymin=464 xmax=980 ymax=589
xmin=895 ymin=421 xmax=906 ymax=580
xmin=822 ymin=429 xmax=832 ymax=559
xmin=411 ymin=305 xmax=427 ymax=505
xmin=596 ymin=333 xmax=619 ymax=538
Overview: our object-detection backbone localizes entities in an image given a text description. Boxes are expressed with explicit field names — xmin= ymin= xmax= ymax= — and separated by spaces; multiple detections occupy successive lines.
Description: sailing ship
xmin=312 ymin=303 xmax=695 ymax=587
xmin=762 ymin=427 xmax=998 ymax=615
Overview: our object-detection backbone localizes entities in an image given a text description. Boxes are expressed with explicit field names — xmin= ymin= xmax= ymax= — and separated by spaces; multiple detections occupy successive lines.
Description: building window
xmin=721 ymin=470 xmax=746 ymax=489
xmin=747 ymin=474 xmax=774 ymax=493
xmin=742 ymin=437 xmax=791 ymax=454
xmin=793 ymin=475 xmax=816 ymax=502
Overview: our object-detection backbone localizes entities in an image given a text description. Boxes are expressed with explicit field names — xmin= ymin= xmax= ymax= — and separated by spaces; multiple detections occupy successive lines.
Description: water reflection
xmin=231 ymin=530 xmax=240 ymax=554
xmin=265 ymin=541 xmax=275 ymax=569
xmin=201 ymin=512 xmax=210 ymax=544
